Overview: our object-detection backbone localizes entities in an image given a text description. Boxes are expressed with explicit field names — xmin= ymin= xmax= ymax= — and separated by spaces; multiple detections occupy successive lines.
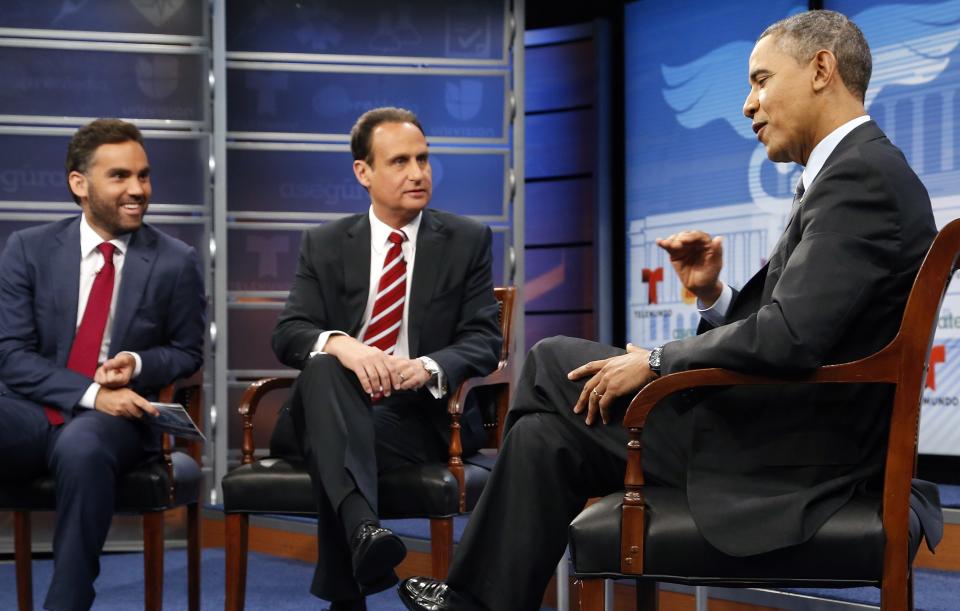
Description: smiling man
xmin=0 ymin=119 xmax=205 ymax=611
xmin=268 ymin=107 xmax=501 ymax=610
xmin=399 ymin=11 xmax=942 ymax=611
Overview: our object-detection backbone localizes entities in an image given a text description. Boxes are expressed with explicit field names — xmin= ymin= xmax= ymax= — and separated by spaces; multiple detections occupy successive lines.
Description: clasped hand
xmin=325 ymin=335 xmax=431 ymax=398
xmin=92 ymin=353 xmax=156 ymax=419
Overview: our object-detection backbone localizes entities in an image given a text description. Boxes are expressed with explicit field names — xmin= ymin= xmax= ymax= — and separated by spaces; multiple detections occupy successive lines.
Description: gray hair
xmin=759 ymin=10 xmax=872 ymax=102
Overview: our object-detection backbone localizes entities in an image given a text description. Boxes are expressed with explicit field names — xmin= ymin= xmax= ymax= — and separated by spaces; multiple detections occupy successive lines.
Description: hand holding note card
xmin=150 ymin=402 xmax=205 ymax=441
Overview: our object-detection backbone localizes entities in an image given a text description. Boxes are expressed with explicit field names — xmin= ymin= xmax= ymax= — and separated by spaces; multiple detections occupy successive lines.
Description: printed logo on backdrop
xmin=629 ymin=0 xmax=960 ymax=350
xmin=130 ymin=0 xmax=185 ymax=28
xmin=369 ymin=5 xmax=422 ymax=53
xmin=445 ymin=4 xmax=492 ymax=58
xmin=136 ymin=56 xmax=179 ymax=99
xmin=445 ymin=79 xmax=483 ymax=120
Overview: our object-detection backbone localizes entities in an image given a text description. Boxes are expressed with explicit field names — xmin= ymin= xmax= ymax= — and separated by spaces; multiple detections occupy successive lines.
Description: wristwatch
xmin=648 ymin=345 xmax=664 ymax=376
xmin=418 ymin=356 xmax=448 ymax=395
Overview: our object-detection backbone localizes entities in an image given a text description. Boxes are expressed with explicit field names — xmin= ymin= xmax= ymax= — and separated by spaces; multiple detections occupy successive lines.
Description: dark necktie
xmin=361 ymin=231 xmax=407 ymax=355
xmin=43 ymin=242 xmax=117 ymax=425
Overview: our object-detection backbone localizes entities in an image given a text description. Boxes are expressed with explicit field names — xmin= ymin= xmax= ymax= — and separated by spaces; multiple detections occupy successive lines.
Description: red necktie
xmin=361 ymin=231 xmax=407 ymax=355
xmin=43 ymin=242 xmax=117 ymax=425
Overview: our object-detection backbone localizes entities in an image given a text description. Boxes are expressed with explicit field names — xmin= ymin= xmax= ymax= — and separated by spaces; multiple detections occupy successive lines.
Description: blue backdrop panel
xmin=228 ymin=227 xmax=304 ymax=292
xmin=226 ymin=68 xmax=507 ymax=140
xmin=226 ymin=0 xmax=505 ymax=62
xmin=490 ymin=229 xmax=506 ymax=288
xmin=525 ymin=109 xmax=596 ymax=179
xmin=525 ymin=313 xmax=594 ymax=352
xmin=0 ymin=0 xmax=204 ymax=36
xmin=0 ymin=133 xmax=208 ymax=206
xmin=525 ymin=245 xmax=593 ymax=311
xmin=0 ymin=46 xmax=207 ymax=122
xmin=525 ymin=179 xmax=594 ymax=245
xmin=227 ymin=307 xmax=288 ymax=371
xmin=525 ymin=40 xmax=596 ymax=113
xmin=148 ymin=220 xmax=208 ymax=261
xmin=625 ymin=0 xmax=805 ymax=218
xmin=825 ymin=0 xmax=960 ymax=456
xmin=227 ymin=148 xmax=507 ymax=218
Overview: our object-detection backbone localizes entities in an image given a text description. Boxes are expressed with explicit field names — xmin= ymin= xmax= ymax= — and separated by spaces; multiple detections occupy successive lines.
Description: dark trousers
xmin=279 ymin=354 xmax=448 ymax=601
xmin=0 ymin=397 xmax=149 ymax=611
xmin=446 ymin=336 xmax=692 ymax=611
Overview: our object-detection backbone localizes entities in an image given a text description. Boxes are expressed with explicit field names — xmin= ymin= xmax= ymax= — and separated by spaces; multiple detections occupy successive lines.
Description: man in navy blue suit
xmin=0 ymin=119 xmax=205 ymax=611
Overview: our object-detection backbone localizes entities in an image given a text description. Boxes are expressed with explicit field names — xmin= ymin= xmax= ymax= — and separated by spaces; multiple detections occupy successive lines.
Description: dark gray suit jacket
xmin=271 ymin=208 xmax=502 ymax=451
xmin=660 ymin=121 xmax=939 ymax=556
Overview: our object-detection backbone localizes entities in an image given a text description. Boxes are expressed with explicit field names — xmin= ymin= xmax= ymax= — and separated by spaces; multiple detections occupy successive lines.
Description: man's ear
xmin=68 ymin=170 xmax=87 ymax=202
xmin=811 ymin=49 xmax=838 ymax=93
xmin=353 ymin=159 xmax=371 ymax=188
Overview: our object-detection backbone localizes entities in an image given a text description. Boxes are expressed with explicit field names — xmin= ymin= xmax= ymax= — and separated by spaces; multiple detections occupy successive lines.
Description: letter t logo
xmin=641 ymin=267 xmax=664 ymax=305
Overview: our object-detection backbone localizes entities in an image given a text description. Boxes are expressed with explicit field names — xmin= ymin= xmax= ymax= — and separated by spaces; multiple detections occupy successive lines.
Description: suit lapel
xmin=53 ymin=218 xmax=82 ymax=364
xmin=110 ymin=226 xmax=157 ymax=351
xmin=408 ymin=210 xmax=446 ymax=356
xmin=343 ymin=215 xmax=372 ymax=335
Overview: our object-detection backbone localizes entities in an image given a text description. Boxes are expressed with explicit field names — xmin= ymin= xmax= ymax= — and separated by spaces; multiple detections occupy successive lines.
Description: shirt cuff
xmin=310 ymin=330 xmax=348 ymax=356
xmin=119 ymin=351 xmax=142 ymax=378
xmin=696 ymin=283 xmax=733 ymax=327
xmin=418 ymin=356 xmax=447 ymax=399
xmin=78 ymin=382 xmax=101 ymax=410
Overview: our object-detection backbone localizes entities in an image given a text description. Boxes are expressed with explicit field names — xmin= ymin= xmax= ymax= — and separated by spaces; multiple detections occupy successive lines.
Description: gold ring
xmin=399 ymin=373 xmax=406 ymax=381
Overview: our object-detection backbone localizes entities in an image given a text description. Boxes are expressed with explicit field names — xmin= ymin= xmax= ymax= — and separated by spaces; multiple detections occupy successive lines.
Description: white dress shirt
xmin=311 ymin=207 xmax=445 ymax=397
xmin=76 ymin=214 xmax=141 ymax=409
xmin=698 ymin=115 xmax=872 ymax=326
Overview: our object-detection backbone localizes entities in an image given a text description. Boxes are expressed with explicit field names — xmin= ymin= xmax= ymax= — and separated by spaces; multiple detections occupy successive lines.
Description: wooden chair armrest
xmin=238 ymin=376 xmax=297 ymax=465
xmin=446 ymin=362 xmax=511 ymax=416
xmin=157 ymin=378 xmax=204 ymax=502
xmin=623 ymin=346 xmax=899 ymax=429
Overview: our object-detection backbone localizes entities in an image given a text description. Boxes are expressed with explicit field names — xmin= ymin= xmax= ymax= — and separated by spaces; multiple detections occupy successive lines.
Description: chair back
xmin=483 ymin=286 xmax=516 ymax=448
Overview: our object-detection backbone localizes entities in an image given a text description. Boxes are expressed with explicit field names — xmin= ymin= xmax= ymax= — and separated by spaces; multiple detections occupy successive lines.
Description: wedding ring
xmin=399 ymin=373 xmax=406 ymax=381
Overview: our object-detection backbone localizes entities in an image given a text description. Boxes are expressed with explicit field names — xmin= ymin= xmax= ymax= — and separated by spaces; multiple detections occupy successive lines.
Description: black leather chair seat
xmin=0 ymin=451 xmax=200 ymax=513
xmin=222 ymin=457 xmax=491 ymax=518
xmin=569 ymin=488 xmax=918 ymax=587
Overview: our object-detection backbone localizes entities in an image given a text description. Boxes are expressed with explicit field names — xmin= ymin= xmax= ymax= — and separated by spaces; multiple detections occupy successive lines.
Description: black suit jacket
xmin=660 ymin=122 xmax=938 ymax=556
xmin=272 ymin=208 xmax=502 ymax=449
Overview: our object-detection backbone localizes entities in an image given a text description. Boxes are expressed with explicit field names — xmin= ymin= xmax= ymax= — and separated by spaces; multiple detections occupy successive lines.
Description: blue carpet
xmin=782 ymin=568 xmax=957 ymax=611
xmin=939 ymin=484 xmax=960 ymax=508
xmin=0 ymin=548 xmax=556 ymax=610
xmin=0 ymin=549 xmax=407 ymax=610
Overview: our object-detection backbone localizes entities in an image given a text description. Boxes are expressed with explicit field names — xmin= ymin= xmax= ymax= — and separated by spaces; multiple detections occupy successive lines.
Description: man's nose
xmin=743 ymin=91 xmax=758 ymax=119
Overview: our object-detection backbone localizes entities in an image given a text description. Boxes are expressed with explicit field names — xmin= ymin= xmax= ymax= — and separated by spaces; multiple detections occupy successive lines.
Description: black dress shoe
xmin=351 ymin=522 xmax=406 ymax=588
xmin=397 ymin=577 xmax=485 ymax=611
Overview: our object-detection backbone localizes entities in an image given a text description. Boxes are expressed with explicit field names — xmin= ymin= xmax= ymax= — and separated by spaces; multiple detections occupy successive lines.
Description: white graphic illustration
xmin=136 ymin=55 xmax=178 ymax=99
xmin=445 ymin=79 xmax=483 ymax=120
xmin=130 ymin=0 xmax=186 ymax=28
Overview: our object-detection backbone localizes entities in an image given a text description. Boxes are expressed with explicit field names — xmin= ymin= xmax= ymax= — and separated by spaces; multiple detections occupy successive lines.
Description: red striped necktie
xmin=43 ymin=242 xmax=117 ymax=425
xmin=361 ymin=230 xmax=407 ymax=355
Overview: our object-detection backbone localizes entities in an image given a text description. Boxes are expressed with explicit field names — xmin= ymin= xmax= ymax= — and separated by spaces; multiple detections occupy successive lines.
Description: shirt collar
xmin=368 ymin=207 xmax=422 ymax=254
xmin=80 ymin=213 xmax=131 ymax=258
xmin=801 ymin=115 xmax=871 ymax=192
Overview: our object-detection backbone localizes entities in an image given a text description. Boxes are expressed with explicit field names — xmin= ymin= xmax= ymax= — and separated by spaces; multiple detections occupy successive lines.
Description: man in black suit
xmin=399 ymin=10 xmax=942 ymax=611
xmin=270 ymin=107 xmax=501 ymax=610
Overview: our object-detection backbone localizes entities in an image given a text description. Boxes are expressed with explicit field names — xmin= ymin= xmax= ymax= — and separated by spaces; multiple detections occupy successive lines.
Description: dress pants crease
xmin=447 ymin=337 xmax=691 ymax=611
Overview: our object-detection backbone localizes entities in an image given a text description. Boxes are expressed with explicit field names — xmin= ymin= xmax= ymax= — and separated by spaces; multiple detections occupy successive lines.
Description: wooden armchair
xmin=569 ymin=220 xmax=960 ymax=611
xmin=0 ymin=380 xmax=204 ymax=611
xmin=221 ymin=286 xmax=516 ymax=611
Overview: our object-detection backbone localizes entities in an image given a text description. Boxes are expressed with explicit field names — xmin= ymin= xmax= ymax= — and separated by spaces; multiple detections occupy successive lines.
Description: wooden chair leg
xmin=578 ymin=578 xmax=605 ymax=611
xmin=429 ymin=517 xmax=453 ymax=580
xmin=14 ymin=511 xmax=33 ymax=611
xmin=880 ymin=566 xmax=909 ymax=611
xmin=636 ymin=579 xmax=658 ymax=610
xmin=143 ymin=511 xmax=165 ymax=611
xmin=187 ymin=503 xmax=201 ymax=611
xmin=225 ymin=513 xmax=249 ymax=611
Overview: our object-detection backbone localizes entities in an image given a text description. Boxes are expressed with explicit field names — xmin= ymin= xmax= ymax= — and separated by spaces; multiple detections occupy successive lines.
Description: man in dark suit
xmin=399 ymin=10 xmax=943 ymax=611
xmin=0 ymin=119 xmax=205 ymax=611
xmin=270 ymin=107 xmax=501 ymax=610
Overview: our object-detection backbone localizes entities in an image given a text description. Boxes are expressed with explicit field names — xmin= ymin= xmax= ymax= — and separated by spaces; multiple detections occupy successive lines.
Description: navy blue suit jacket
xmin=0 ymin=216 xmax=205 ymax=420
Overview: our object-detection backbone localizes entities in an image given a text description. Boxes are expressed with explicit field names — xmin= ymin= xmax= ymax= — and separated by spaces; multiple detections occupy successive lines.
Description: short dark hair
xmin=66 ymin=118 xmax=145 ymax=204
xmin=349 ymin=107 xmax=425 ymax=165
xmin=759 ymin=10 xmax=872 ymax=102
